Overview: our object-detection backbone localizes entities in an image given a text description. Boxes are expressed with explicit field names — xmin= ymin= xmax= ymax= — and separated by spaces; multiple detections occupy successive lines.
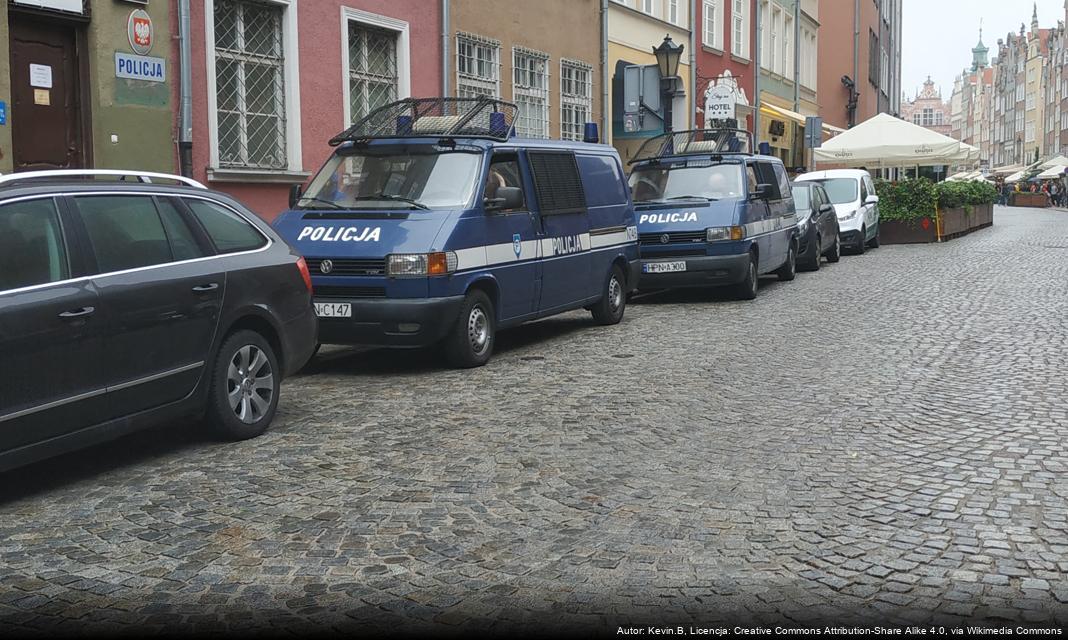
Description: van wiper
xmin=297 ymin=196 xmax=345 ymax=210
xmin=666 ymin=195 xmax=718 ymax=201
xmin=350 ymin=194 xmax=430 ymax=210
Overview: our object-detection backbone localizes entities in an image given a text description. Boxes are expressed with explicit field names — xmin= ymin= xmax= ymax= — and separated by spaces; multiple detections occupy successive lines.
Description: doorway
xmin=8 ymin=14 xmax=87 ymax=170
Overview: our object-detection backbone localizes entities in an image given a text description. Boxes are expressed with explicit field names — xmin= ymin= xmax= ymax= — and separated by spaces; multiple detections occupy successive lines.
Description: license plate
xmin=314 ymin=302 xmax=352 ymax=318
xmin=643 ymin=261 xmax=687 ymax=274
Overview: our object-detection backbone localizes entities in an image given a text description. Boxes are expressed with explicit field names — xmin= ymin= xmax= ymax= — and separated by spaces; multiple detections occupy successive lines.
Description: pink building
xmin=183 ymin=0 xmax=441 ymax=221
xmin=900 ymin=77 xmax=951 ymax=137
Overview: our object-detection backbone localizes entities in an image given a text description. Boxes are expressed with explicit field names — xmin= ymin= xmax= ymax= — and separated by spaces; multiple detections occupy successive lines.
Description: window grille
xmin=513 ymin=48 xmax=549 ymax=139
xmin=348 ymin=22 xmax=399 ymax=124
xmin=214 ymin=0 xmax=287 ymax=169
xmin=457 ymin=33 xmax=500 ymax=99
xmin=560 ymin=59 xmax=592 ymax=141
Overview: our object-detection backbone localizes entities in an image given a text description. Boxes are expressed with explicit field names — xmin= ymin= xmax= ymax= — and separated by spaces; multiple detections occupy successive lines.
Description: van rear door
xmin=527 ymin=150 xmax=591 ymax=312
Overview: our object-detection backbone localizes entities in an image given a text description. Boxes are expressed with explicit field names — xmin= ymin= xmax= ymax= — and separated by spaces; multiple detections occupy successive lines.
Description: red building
xmin=182 ymin=0 xmax=441 ymax=220
xmin=694 ymin=0 xmax=756 ymax=131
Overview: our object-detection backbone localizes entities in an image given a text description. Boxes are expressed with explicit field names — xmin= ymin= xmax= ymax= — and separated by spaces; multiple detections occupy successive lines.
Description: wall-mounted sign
xmin=704 ymin=84 xmax=735 ymax=120
xmin=128 ymin=9 xmax=154 ymax=55
xmin=12 ymin=0 xmax=83 ymax=13
xmin=29 ymin=64 xmax=53 ymax=89
xmin=0 ymin=102 xmax=7 ymax=125
xmin=115 ymin=53 xmax=166 ymax=82
xmin=33 ymin=89 xmax=50 ymax=106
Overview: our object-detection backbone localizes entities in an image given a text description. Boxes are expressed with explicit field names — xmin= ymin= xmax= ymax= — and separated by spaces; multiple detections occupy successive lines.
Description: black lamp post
xmin=653 ymin=34 xmax=684 ymax=134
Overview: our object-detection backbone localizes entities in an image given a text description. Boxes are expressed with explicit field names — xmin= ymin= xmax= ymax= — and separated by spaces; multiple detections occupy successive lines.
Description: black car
xmin=790 ymin=181 xmax=841 ymax=271
xmin=0 ymin=170 xmax=318 ymax=472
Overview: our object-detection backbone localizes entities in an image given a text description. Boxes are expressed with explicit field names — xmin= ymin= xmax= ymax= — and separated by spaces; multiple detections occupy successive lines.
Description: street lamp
xmin=653 ymin=34 xmax=684 ymax=133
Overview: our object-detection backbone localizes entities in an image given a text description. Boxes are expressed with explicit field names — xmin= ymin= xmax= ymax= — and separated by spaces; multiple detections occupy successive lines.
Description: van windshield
xmin=629 ymin=163 xmax=745 ymax=202
xmin=812 ymin=178 xmax=858 ymax=204
xmin=299 ymin=148 xmax=482 ymax=210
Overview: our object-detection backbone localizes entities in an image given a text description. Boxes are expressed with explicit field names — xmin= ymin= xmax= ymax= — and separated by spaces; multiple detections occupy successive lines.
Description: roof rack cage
xmin=0 ymin=169 xmax=207 ymax=189
xmin=629 ymin=128 xmax=754 ymax=164
xmin=329 ymin=97 xmax=519 ymax=146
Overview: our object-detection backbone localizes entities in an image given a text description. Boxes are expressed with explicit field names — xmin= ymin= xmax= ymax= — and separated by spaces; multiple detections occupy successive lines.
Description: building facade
xmin=607 ymin=0 xmax=693 ymax=162
xmin=447 ymin=0 xmax=601 ymax=142
xmin=990 ymin=9 xmax=1049 ymax=167
xmin=817 ymin=0 xmax=901 ymax=131
xmin=0 ymin=0 xmax=177 ymax=174
xmin=901 ymin=77 xmax=950 ymax=137
xmin=694 ymin=0 xmax=756 ymax=132
xmin=186 ymin=0 xmax=442 ymax=220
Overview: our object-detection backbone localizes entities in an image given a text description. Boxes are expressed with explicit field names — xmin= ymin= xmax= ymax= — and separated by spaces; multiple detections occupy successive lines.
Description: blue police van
xmin=628 ymin=129 xmax=798 ymax=299
xmin=273 ymin=97 xmax=639 ymax=367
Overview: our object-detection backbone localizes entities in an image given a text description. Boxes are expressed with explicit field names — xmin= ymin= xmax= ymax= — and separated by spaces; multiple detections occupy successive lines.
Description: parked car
xmin=790 ymin=181 xmax=841 ymax=270
xmin=628 ymin=128 xmax=798 ymax=299
xmin=0 ymin=170 xmax=318 ymax=472
xmin=273 ymin=97 xmax=639 ymax=368
xmin=795 ymin=169 xmax=880 ymax=254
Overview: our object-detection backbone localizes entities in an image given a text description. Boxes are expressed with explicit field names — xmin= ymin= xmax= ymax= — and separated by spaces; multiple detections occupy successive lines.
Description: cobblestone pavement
xmin=1 ymin=207 xmax=1068 ymax=635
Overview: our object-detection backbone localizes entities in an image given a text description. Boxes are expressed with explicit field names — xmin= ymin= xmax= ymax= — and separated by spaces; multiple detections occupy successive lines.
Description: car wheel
xmin=591 ymin=265 xmax=627 ymax=325
xmin=868 ymin=224 xmax=881 ymax=248
xmin=206 ymin=330 xmax=280 ymax=440
xmin=733 ymin=253 xmax=759 ymax=300
xmin=802 ymin=234 xmax=821 ymax=271
xmin=443 ymin=289 xmax=495 ymax=368
xmin=855 ymin=226 xmax=867 ymax=254
xmin=776 ymin=241 xmax=797 ymax=281
xmin=825 ymin=233 xmax=842 ymax=263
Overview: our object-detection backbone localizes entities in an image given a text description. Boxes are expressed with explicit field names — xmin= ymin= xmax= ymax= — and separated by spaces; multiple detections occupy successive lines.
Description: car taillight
xmin=296 ymin=257 xmax=313 ymax=292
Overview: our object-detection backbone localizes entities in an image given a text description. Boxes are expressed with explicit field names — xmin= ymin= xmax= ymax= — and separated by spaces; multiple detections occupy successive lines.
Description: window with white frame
xmin=1026 ymin=91 xmax=1034 ymax=111
xmin=1015 ymin=84 xmax=1024 ymax=102
xmin=669 ymin=0 xmax=679 ymax=24
xmin=347 ymin=21 xmax=399 ymax=124
xmin=1026 ymin=120 xmax=1035 ymax=142
xmin=513 ymin=48 xmax=550 ymax=139
xmin=213 ymin=0 xmax=289 ymax=169
xmin=457 ymin=33 xmax=500 ymax=98
xmin=783 ymin=15 xmax=792 ymax=80
xmin=703 ymin=0 xmax=723 ymax=50
xmin=643 ymin=0 xmax=654 ymax=15
xmin=732 ymin=0 xmax=749 ymax=58
xmin=560 ymin=59 xmax=592 ymax=141
xmin=880 ymin=47 xmax=888 ymax=91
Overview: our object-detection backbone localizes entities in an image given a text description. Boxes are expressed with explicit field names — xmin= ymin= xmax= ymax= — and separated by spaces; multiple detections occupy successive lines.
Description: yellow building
xmin=1024 ymin=29 xmax=1046 ymax=162
xmin=606 ymin=0 xmax=693 ymax=163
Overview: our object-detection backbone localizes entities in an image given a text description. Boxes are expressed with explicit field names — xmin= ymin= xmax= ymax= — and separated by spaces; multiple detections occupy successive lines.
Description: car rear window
xmin=817 ymin=178 xmax=859 ymax=204
xmin=185 ymin=199 xmax=267 ymax=254
xmin=0 ymin=198 xmax=68 ymax=291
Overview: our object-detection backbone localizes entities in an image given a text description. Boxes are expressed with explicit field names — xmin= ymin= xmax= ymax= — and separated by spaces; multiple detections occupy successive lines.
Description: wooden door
xmin=9 ymin=16 xmax=83 ymax=170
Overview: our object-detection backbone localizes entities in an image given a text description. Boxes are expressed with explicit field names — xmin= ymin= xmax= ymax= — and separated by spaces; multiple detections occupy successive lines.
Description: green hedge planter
xmin=874 ymin=178 xmax=996 ymax=244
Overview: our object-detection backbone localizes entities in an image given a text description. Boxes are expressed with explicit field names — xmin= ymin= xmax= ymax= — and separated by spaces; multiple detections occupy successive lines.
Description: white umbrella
xmin=813 ymin=113 xmax=979 ymax=168
xmin=1036 ymin=164 xmax=1068 ymax=179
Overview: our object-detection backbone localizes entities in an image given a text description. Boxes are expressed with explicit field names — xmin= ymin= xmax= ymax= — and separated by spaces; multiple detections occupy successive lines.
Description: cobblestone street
xmin=1 ymin=207 xmax=1067 ymax=634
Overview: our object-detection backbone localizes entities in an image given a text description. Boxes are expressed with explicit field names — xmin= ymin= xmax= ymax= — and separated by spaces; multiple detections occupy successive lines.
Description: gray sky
xmin=902 ymin=0 xmax=1066 ymax=101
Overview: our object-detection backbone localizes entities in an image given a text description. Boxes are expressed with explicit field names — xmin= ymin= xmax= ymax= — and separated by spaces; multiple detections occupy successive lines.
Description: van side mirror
xmin=289 ymin=184 xmax=302 ymax=208
xmin=485 ymin=186 xmax=523 ymax=211
xmin=865 ymin=194 xmax=879 ymax=205
xmin=750 ymin=183 xmax=773 ymax=200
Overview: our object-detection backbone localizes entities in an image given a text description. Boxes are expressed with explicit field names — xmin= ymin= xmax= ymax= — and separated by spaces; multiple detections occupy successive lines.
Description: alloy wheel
xmin=227 ymin=345 xmax=275 ymax=425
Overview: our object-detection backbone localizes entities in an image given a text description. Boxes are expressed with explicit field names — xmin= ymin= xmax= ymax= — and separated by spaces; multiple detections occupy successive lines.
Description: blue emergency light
xmin=396 ymin=115 xmax=413 ymax=135
xmin=583 ymin=123 xmax=599 ymax=144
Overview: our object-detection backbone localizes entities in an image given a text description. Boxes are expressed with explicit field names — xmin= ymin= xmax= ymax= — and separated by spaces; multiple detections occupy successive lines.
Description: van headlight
xmin=839 ymin=208 xmax=859 ymax=221
xmin=706 ymin=226 xmax=746 ymax=242
xmin=387 ymin=252 xmax=458 ymax=276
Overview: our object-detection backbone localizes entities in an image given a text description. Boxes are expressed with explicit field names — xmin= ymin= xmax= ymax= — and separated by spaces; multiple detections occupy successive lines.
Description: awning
xmin=1005 ymin=170 xmax=1027 ymax=183
xmin=1040 ymin=155 xmax=1068 ymax=169
xmin=1037 ymin=164 xmax=1068 ymax=179
xmin=759 ymin=102 xmax=842 ymax=136
xmin=990 ymin=164 xmax=1023 ymax=175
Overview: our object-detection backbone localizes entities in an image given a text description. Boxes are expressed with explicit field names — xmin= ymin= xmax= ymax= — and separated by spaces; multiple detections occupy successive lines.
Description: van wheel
xmin=591 ymin=265 xmax=626 ymax=325
xmin=443 ymin=290 xmax=495 ymax=368
xmin=855 ymin=226 xmax=867 ymax=254
xmin=867 ymin=225 xmax=881 ymax=248
xmin=825 ymin=234 xmax=842 ymax=263
xmin=206 ymin=330 xmax=280 ymax=440
xmin=733 ymin=253 xmax=759 ymax=300
xmin=776 ymin=241 xmax=797 ymax=281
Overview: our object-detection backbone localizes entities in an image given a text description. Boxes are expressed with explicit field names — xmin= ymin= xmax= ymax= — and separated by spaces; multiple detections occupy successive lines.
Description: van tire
xmin=776 ymin=241 xmax=797 ymax=281
xmin=867 ymin=224 xmax=881 ymax=248
xmin=733 ymin=253 xmax=759 ymax=300
xmin=443 ymin=290 xmax=495 ymax=368
xmin=206 ymin=330 xmax=280 ymax=441
xmin=591 ymin=265 xmax=626 ymax=325
xmin=854 ymin=226 xmax=867 ymax=254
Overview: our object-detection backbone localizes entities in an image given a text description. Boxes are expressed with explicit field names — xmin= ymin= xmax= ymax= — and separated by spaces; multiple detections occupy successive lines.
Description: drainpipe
xmin=178 ymin=0 xmax=193 ymax=177
xmin=690 ymin=0 xmax=697 ymax=129
xmin=602 ymin=0 xmax=610 ymax=141
xmin=441 ymin=0 xmax=450 ymax=96
xmin=853 ymin=0 xmax=859 ymax=120
xmin=754 ymin=0 xmax=761 ymax=143
xmin=793 ymin=0 xmax=800 ymax=166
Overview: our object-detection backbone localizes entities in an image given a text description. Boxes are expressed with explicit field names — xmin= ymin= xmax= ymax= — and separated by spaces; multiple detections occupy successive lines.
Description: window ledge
xmin=207 ymin=168 xmax=311 ymax=184
xmin=730 ymin=53 xmax=751 ymax=64
xmin=702 ymin=45 xmax=724 ymax=56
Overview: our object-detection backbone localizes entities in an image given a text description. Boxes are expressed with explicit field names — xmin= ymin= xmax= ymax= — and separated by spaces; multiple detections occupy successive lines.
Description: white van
xmin=795 ymin=169 xmax=880 ymax=254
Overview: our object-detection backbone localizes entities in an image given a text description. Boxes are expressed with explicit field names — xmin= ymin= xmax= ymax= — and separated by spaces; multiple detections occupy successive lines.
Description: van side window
xmin=753 ymin=162 xmax=781 ymax=199
xmin=528 ymin=151 xmax=587 ymax=215
xmin=576 ymin=154 xmax=627 ymax=206
xmin=745 ymin=165 xmax=758 ymax=194
xmin=484 ymin=154 xmax=524 ymax=211
xmin=185 ymin=199 xmax=268 ymax=254
xmin=859 ymin=179 xmax=868 ymax=202
xmin=0 ymin=198 xmax=69 ymax=292
xmin=75 ymin=195 xmax=176 ymax=273
xmin=772 ymin=163 xmax=792 ymax=201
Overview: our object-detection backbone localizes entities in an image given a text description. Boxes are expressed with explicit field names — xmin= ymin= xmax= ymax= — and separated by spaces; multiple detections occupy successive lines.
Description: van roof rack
xmin=0 ymin=169 xmax=207 ymax=189
xmin=629 ymin=128 xmax=754 ymax=164
xmin=329 ymin=97 xmax=519 ymax=146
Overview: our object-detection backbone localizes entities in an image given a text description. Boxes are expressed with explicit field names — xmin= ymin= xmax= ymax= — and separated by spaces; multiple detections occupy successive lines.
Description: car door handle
xmin=58 ymin=306 xmax=95 ymax=319
xmin=192 ymin=283 xmax=219 ymax=293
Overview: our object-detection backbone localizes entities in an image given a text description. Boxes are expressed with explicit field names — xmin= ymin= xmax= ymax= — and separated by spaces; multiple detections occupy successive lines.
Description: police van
xmin=273 ymin=97 xmax=639 ymax=367
xmin=628 ymin=129 xmax=798 ymax=299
